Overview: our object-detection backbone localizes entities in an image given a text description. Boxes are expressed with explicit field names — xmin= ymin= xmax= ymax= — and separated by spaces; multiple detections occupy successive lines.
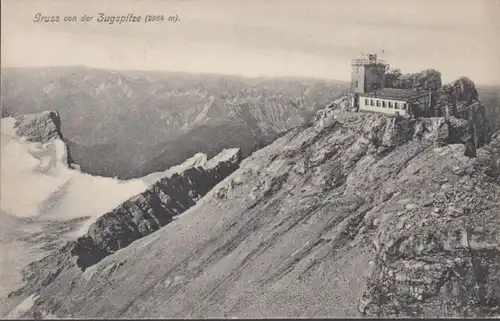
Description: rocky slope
xmin=9 ymin=148 xmax=242 ymax=302
xmin=0 ymin=110 xmax=244 ymax=317
xmin=7 ymin=107 xmax=499 ymax=318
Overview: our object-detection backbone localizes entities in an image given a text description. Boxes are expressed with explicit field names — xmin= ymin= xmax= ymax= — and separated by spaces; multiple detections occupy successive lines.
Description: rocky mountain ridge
xmin=6 ymin=103 xmax=499 ymax=318
xmin=72 ymin=147 xmax=242 ymax=271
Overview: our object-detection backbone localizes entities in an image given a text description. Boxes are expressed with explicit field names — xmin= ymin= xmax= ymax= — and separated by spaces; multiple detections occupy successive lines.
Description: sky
xmin=2 ymin=0 xmax=500 ymax=84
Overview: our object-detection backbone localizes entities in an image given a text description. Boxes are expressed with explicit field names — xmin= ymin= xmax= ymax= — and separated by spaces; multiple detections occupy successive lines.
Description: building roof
xmin=360 ymin=88 xmax=429 ymax=101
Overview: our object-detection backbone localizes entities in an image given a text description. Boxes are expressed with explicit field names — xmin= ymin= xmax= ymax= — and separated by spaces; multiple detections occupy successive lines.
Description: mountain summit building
xmin=350 ymin=53 xmax=432 ymax=117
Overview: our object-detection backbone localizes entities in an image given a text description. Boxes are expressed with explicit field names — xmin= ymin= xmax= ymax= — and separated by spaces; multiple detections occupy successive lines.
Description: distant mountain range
xmin=1 ymin=67 xmax=348 ymax=178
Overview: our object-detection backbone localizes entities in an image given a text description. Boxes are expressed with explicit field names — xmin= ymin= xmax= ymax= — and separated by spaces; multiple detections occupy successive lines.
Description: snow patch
xmin=205 ymin=148 xmax=240 ymax=169
xmin=141 ymin=152 xmax=208 ymax=185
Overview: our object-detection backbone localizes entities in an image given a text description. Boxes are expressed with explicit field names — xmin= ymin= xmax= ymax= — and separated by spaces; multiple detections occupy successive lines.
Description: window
xmin=370 ymin=99 xmax=374 ymax=106
xmin=382 ymin=101 xmax=386 ymax=107
xmin=388 ymin=102 xmax=393 ymax=108
xmin=376 ymin=100 xmax=380 ymax=107
xmin=355 ymin=80 xmax=359 ymax=87
xmin=365 ymin=99 xmax=368 ymax=105
xmin=402 ymin=103 xmax=407 ymax=110
xmin=394 ymin=102 xmax=399 ymax=109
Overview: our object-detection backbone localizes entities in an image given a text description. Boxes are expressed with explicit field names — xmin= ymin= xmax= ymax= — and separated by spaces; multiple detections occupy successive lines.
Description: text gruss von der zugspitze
xmin=32 ymin=13 xmax=180 ymax=24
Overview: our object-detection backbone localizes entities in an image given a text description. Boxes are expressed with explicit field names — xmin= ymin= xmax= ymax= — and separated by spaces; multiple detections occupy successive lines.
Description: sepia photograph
xmin=1 ymin=0 xmax=500 ymax=318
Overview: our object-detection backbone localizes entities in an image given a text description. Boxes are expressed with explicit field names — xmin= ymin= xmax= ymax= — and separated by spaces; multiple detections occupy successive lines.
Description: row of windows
xmin=364 ymin=98 xmax=408 ymax=110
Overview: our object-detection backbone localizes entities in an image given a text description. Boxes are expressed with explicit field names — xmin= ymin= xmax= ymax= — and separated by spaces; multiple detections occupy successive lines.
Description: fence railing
xmin=351 ymin=59 xmax=387 ymax=66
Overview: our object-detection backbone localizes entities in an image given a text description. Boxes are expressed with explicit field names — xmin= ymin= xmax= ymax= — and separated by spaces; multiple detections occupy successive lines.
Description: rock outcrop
xmin=435 ymin=77 xmax=491 ymax=154
xmin=14 ymin=111 xmax=63 ymax=144
xmin=385 ymin=68 xmax=442 ymax=91
xmin=8 ymin=108 xmax=499 ymax=319
xmin=382 ymin=71 xmax=490 ymax=154
xmin=12 ymin=110 xmax=74 ymax=166
xmin=360 ymin=132 xmax=500 ymax=317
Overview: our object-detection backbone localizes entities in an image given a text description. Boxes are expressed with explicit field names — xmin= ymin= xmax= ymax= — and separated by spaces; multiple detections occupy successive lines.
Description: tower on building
xmin=350 ymin=53 xmax=388 ymax=94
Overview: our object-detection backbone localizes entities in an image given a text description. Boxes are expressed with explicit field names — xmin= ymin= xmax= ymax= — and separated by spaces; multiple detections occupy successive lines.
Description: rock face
xmin=12 ymin=110 xmax=74 ymax=166
xmin=382 ymin=72 xmax=491 ymax=154
xmin=14 ymin=111 xmax=63 ymax=144
xmin=9 ymin=108 xmax=499 ymax=319
xmin=436 ymin=77 xmax=491 ymax=155
xmin=438 ymin=77 xmax=479 ymax=107
xmin=361 ymin=131 xmax=500 ymax=317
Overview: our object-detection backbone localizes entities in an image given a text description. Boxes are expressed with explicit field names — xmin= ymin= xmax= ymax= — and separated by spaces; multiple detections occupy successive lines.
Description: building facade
xmin=350 ymin=53 xmax=433 ymax=117
xmin=358 ymin=88 xmax=431 ymax=116
xmin=359 ymin=96 xmax=410 ymax=116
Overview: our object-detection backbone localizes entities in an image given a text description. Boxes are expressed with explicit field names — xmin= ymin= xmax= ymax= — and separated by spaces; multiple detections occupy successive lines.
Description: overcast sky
xmin=2 ymin=0 xmax=500 ymax=84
